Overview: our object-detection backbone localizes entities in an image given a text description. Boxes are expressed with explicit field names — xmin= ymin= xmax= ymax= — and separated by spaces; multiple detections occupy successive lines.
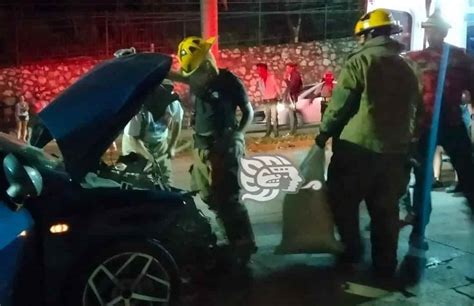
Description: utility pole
xmin=200 ymin=0 xmax=219 ymax=61
xmin=15 ymin=12 xmax=20 ymax=65
xmin=258 ymin=0 xmax=262 ymax=45
xmin=324 ymin=4 xmax=328 ymax=40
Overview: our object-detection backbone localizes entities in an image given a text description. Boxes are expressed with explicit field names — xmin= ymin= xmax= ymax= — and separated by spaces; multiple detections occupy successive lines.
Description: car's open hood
xmin=38 ymin=53 xmax=172 ymax=180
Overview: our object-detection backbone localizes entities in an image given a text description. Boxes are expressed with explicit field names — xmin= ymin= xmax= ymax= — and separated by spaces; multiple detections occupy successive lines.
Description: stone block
xmin=3 ymin=90 xmax=14 ymax=97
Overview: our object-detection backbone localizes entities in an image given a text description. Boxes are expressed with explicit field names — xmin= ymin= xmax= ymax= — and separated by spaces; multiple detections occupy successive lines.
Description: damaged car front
xmin=0 ymin=52 xmax=216 ymax=306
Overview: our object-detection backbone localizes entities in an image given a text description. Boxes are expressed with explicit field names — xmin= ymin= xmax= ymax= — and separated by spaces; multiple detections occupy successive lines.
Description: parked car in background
xmin=248 ymin=82 xmax=326 ymax=132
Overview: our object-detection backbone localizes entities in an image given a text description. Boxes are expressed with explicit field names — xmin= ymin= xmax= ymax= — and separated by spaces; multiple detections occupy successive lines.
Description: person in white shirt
xmin=122 ymin=80 xmax=184 ymax=186
xmin=257 ymin=63 xmax=281 ymax=137
xmin=15 ymin=96 xmax=29 ymax=142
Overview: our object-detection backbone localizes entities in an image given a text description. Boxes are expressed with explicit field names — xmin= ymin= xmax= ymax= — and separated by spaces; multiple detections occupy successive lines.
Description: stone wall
xmin=0 ymin=37 xmax=356 ymax=127
xmin=217 ymin=37 xmax=356 ymax=106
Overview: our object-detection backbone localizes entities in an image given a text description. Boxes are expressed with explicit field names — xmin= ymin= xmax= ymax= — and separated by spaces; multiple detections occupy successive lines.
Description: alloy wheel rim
xmin=82 ymin=252 xmax=171 ymax=306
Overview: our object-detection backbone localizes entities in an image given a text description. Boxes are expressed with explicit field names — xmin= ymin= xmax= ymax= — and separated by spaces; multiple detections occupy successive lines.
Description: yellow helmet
xmin=177 ymin=36 xmax=216 ymax=76
xmin=354 ymin=20 xmax=364 ymax=36
xmin=354 ymin=8 xmax=402 ymax=36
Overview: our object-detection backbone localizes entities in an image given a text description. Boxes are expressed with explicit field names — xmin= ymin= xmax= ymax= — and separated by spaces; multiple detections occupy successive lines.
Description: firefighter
xmin=315 ymin=9 xmax=423 ymax=278
xmin=169 ymin=37 xmax=257 ymax=263
xmin=406 ymin=11 xmax=474 ymax=255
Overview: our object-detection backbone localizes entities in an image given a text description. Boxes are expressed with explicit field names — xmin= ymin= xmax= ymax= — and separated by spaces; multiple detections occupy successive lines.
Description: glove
xmin=315 ymin=132 xmax=330 ymax=149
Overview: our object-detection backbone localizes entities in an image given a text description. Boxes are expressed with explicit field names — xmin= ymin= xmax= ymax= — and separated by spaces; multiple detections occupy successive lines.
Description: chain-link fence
xmin=0 ymin=3 xmax=361 ymax=67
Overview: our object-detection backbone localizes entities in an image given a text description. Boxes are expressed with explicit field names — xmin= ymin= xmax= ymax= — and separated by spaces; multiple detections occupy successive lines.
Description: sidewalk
xmin=43 ymin=130 xmax=474 ymax=305
xmin=171 ymin=147 xmax=474 ymax=306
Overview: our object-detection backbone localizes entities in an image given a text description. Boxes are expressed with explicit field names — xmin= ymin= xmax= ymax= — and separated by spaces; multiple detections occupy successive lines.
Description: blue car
xmin=0 ymin=53 xmax=218 ymax=306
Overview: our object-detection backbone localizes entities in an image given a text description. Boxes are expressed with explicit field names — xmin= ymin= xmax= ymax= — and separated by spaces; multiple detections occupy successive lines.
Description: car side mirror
xmin=3 ymin=154 xmax=43 ymax=200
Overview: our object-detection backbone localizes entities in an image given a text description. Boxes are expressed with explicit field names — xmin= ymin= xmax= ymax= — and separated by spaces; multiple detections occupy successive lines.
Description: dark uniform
xmin=317 ymin=36 xmax=423 ymax=275
xmin=190 ymin=69 xmax=256 ymax=255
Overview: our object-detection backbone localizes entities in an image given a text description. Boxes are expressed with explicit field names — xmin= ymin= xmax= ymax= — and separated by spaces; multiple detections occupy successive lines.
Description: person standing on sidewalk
xmin=320 ymin=71 xmax=335 ymax=120
xmin=315 ymin=9 xmax=423 ymax=278
xmin=257 ymin=63 xmax=281 ymax=137
xmin=406 ymin=11 xmax=474 ymax=256
xmin=169 ymin=36 xmax=257 ymax=264
xmin=15 ymin=96 xmax=29 ymax=142
xmin=283 ymin=63 xmax=303 ymax=136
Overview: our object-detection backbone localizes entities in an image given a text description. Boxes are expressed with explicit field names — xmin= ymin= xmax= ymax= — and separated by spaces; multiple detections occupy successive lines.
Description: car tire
xmin=63 ymin=240 xmax=180 ymax=306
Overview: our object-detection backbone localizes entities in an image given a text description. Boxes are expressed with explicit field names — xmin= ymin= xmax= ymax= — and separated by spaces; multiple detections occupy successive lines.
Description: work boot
xmin=375 ymin=275 xmax=402 ymax=292
xmin=218 ymin=207 xmax=257 ymax=264
xmin=399 ymin=234 xmax=429 ymax=285
xmin=399 ymin=254 xmax=427 ymax=286
xmin=335 ymin=258 xmax=361 ymax=276
xmin=335 ymin=245 xmax=363 ymax=276
xmin=432 ymin=179 xmax=444 ymax=189
xmin=465 ymin=193 xmax=474 ymax=215
xmin=446 ymin=184 xmax=463 ymax=193
xmin=409 ymin=234 xmax=429 ymax=251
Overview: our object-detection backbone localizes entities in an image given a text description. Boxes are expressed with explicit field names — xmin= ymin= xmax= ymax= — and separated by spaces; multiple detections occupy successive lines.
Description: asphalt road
xmin=169 ymin=146 xmax=474 ymax=306
xmin=40 ymin=134 xmax=474 ymax=306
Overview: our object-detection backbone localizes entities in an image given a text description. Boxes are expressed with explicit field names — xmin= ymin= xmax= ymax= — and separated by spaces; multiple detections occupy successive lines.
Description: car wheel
xmin=66 ymin=241 xmax=180 ymax=306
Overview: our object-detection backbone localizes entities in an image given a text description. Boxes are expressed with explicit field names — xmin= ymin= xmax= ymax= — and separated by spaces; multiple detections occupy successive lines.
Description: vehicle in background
xmin=248 ymin=82 xmax=326 ymax=132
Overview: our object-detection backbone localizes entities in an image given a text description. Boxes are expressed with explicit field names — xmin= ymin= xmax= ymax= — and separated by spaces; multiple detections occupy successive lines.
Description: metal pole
xmin=324 ymin=4 xmax=328 ymax=40
xmin=200 ymin=0 xmax=219 ymax=60
xmin=183 ymin=16 xmax=186 ymax=38
xmin=182 ymin=0 xmax=188 ymax=38
xmin=418 ymin=43 xmax=450 ymax=247
xmin=258 ymin=0 xmax=262 ymax=45
xmin=105 ymin=13 xmax=109 ymax=57
xmin=15 ymin=13 xmax=20 ymax=65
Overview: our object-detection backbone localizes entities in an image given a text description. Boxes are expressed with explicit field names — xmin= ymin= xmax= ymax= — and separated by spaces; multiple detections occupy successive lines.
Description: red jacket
xmin=407 ymin=45 xmax=474 ymax=131
xmin=320 ymin=72 xmax=335 ymax=98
